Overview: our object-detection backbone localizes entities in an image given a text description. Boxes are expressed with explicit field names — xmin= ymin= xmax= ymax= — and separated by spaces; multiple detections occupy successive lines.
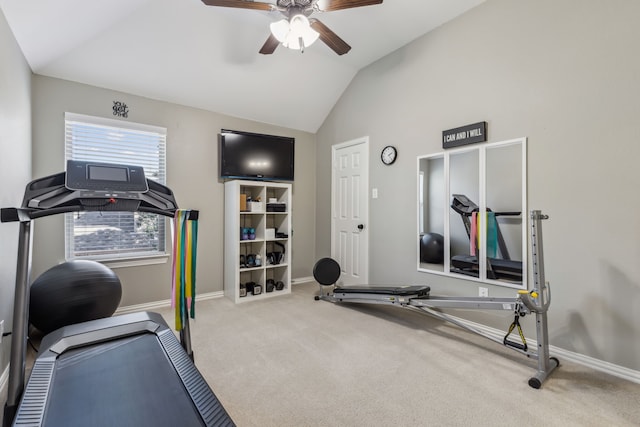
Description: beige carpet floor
xmin=2 ymin=282 xmax=639 ymax=426
xmin=157 ymin=282 xmax=639 ymax=427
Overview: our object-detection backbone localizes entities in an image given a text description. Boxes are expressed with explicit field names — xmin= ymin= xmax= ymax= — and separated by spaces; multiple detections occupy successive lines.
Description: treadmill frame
xmin=2 ymin=167 xmax=232 ymax=427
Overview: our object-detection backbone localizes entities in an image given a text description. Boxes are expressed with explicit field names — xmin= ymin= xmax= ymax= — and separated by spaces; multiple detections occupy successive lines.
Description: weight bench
xmin=331 ymin=285 xmax=431 ymax=304
xmin=314 ymin=211 xmax=559 ymax=389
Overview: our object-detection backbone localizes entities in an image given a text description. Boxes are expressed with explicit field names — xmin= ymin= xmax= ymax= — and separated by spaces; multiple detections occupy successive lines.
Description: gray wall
xmin=30 ymin=75 xmax=316 ymax=306
xmin=0 ymin=9 xmax=32 ymax=376
xmin=3 ymin=0 xmax=639 ymax=382
xmin=316 ymin=0 xmax=640 ymax=371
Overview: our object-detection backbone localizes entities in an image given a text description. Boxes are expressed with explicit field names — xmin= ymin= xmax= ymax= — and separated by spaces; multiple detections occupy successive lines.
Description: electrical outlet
xmin=372 ymin=188 xmax=378 ymax=199
xmin=479 ymin=287 xmax=489 ymax=297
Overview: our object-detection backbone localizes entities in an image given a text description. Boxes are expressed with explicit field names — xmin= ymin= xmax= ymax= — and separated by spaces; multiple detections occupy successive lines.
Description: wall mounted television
xmin=219 ymin=129 xmax=295 ymax=181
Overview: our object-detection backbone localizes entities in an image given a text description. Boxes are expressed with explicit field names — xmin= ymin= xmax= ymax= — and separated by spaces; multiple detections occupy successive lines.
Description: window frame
xmin=64 ymin=112 xmax=168 ymax=265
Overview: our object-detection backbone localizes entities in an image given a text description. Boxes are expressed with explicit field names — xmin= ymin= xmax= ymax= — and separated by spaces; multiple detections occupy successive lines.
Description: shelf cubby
xmin=225 ymin=180 xmax=292 ymax=303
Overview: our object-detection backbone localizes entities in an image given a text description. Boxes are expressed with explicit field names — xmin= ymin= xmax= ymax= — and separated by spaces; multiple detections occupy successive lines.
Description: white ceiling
xmin=1 ymin=0 xmax=484 ymax=133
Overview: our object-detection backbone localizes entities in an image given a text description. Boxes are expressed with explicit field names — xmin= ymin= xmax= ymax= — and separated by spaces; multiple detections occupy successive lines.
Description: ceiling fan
xmin=201 ymin=0 xmax=383 ymax=55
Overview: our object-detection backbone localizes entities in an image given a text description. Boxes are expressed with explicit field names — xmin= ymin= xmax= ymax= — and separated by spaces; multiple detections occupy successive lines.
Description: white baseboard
xmin=115 ymin=278 xmax=315 ymax=314
xmin=549 ymin=346 xmax=640 ymax=384
xmin=452 ymin=315 xmax=640 ymax=385
xmin=116 ymin=276 xmax=315 ymax=314
xmin=115 ymin=291 xmax=224 ymax=315
xmin=292 ymin=276 xmax=314 ymax=285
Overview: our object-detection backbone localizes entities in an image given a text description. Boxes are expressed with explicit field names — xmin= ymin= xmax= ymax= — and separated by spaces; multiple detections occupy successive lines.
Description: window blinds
xmin=64 ymin=112 xmax=167 ymax=260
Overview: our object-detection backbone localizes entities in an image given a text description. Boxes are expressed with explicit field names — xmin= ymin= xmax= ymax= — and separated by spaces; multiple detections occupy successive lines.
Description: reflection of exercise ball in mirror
xmin=420 ymin=233 xmax=444 ymax=264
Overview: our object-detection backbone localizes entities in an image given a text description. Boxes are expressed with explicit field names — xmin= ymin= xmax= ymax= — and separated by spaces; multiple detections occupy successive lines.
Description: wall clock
xmin=381 ymin=145 xmax=397 ymax=165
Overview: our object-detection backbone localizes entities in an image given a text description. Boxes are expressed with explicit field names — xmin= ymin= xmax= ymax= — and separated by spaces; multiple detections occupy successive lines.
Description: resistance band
xmin=486 ymin=212 xmax=497 ymax=258
xmin=470 ymin=211 xmax=498 ymax=258
xmin=470 ymin=212 xmax=478 ymax=255
xmin=171 ymin=209 xmax=199 ymax=331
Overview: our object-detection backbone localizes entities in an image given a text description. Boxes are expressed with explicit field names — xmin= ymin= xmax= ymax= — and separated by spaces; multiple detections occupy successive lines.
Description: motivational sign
xmin=442 ymin=121 xmax=487 ymax=149
xmin=113 ymin=101 xmax=129 ymax=118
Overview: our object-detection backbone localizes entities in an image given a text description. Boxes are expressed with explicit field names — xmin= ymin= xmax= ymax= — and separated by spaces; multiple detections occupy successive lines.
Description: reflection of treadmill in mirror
xmin=450 ymin=194 xmax=522 ymax=281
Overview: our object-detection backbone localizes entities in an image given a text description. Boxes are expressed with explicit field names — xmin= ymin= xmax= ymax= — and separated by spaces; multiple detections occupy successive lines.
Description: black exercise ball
xmin=420 ymin=233 xmax=444 ymax=264
xmin=29 ymin=260 xmax=122 ymax=334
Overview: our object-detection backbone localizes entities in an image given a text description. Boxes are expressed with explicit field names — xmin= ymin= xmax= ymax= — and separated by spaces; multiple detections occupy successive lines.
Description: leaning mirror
xmin=417 ymin=138 xmax=527 ymax=289
xmin=485 ymin=139 xmax=526 ymax=287
xmin=448 ymin=148 xmax=480 ymax=279
xmin=418 ymin=154 xmax=445 ymax=272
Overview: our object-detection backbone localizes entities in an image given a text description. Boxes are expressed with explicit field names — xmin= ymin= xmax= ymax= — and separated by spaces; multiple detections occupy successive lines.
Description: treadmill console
xmin=66 ymin=160 xmax=149 ymax=196
xmin=451 ymin=194 xmax=479 ymax=215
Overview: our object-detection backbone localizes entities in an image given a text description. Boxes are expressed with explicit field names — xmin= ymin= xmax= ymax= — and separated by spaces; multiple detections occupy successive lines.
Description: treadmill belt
xmin=45 ymin=334 xmax=205 ymax=427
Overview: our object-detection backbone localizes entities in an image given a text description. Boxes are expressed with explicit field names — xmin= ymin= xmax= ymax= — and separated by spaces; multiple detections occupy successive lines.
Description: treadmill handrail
xmin=1 ymin=205 xmax=186 ymax=222
xmin=451 ymin=193 xmax=520 ymax=217
xmin=1 ymin=170 xmax=196 ymax=223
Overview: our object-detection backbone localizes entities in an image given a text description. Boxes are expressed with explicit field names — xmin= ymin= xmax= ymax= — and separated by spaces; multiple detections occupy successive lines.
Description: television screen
xmin=219 ymin=129 xmax=295 ymax=181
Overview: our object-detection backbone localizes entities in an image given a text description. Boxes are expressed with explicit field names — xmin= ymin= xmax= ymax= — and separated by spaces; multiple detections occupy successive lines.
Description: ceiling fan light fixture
xmin=269 ymin=14 xmax=319 ymax=51
xmin=269 ymin=19 xmax=290 ymax=43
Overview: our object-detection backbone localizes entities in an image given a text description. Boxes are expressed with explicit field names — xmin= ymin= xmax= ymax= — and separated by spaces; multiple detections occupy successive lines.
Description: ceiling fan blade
xmin=310 ymin=19 xmax=351 ymax=55
xmin=318 ymin=0 xmax=383 ymax=12
xmin=259 ymin=34 xmax=280 ymax=55
xmin=200 ymin=0 xmax=274 ymax=11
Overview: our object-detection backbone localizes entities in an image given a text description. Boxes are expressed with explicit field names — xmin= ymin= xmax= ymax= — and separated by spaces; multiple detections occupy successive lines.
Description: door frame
xmin=331 ymin=136 xmax=370 ymax=285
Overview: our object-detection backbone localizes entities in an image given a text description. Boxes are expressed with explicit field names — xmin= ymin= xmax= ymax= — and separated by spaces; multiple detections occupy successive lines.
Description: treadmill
xmin=2 ymin=161 xmax=234 ymax=427
xmin=450 ymin=194 xmax=522 ymax=281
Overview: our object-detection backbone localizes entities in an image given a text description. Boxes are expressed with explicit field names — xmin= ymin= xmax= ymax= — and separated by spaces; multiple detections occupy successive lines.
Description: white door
xmin=331 ymin=137 xmax=369 ymax=285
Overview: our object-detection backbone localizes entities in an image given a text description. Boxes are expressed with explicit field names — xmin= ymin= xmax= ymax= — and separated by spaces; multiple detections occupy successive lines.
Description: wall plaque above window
xmin=442 ymin=121 xmax=487 ymax=149
xmin=113 ymin=101 xmax=129 ymax=118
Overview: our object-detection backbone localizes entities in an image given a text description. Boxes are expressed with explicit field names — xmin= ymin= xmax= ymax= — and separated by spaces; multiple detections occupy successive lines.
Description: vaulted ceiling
xmin=1 ymin=0 xmax=484 ymax=132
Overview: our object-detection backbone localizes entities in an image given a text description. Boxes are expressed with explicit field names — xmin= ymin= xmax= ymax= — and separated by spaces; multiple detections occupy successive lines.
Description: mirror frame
xmin=417 ymin=137 xmax=527 ymax=289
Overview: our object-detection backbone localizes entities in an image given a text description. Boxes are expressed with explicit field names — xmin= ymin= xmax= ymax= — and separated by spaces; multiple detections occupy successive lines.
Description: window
xmin=64 ymin=112 xmax=167 ymax=261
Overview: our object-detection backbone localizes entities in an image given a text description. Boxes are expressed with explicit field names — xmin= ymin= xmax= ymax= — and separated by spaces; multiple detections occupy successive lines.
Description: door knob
xmin=357 ymin=224 xmax=364 ymax=231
